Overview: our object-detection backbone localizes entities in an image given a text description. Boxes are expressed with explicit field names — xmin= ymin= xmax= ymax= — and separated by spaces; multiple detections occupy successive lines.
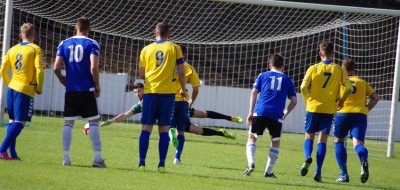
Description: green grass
xmin=0 ymin=116 xmax=399 ymax=190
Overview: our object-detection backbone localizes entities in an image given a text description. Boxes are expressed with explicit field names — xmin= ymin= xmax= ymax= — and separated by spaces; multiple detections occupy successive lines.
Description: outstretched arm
xmin=101 ymin=110 xmax=134 ymax=126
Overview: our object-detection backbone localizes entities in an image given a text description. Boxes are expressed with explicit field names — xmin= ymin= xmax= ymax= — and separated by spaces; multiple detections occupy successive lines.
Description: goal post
xmin=0 ymin=0 xmax=399 ymax=157
xmin=0 ymin=0 xmax=12 ymax=125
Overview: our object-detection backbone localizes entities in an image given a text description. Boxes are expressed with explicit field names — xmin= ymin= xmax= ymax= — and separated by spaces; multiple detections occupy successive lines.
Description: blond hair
xmin=20 ymin=23 xmax=35 ymax=38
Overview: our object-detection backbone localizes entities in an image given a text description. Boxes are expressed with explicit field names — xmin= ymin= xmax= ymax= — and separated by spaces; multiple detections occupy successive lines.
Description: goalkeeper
xmin=94 ymin=82 xmax=237 ymax=140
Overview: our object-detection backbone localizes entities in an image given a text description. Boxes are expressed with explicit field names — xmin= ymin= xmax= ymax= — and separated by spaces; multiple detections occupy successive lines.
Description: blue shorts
xmin=304 ymin=112 xmax=334 ymax=134
xmin=141 ymin=94 xmax=175 ymax=126
xmin=7 ymin=88 xmax=34 ymax=121
xmin=334 ymin=113 xmax=367 ymax=142
xmin=170 ymin=101 xmax=190 ymax=132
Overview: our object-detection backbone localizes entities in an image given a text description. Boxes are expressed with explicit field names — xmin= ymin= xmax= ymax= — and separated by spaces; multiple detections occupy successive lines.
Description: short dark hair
xmin=180 ymin=44 xmax=187 ymax=55
xmin=155 ymin=22 xmax=170 ymax=37
xmin=75 ymin=16 xmax=90 ymax=32
xmin=269 ymin=53 xmax=284 ymax=68
xmin=319 ymin=40 xmax=334 ymax=57
xmin=133 ymin=83 xmax=144 ymax=89
xmin=342 ymin=58 xmax=355 ymax=72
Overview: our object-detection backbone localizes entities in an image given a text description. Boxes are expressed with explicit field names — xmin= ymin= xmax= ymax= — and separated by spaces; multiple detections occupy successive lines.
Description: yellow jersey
xmin=302 ymin=61 xmax=349 ymax=114
xmin=175 ymin=62 xmax=201 ymax=101
xmin=139 ymin=40 xmax=184 ymax=94
xmin=338 ymin=75 xmax=374 ymax=116
xmin=0 ymin=42 xmax=45 ymax=97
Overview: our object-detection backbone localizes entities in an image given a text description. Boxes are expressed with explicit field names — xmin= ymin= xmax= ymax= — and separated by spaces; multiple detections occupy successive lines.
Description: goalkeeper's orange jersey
xmin=175 ymin=62 xmax=201 ymax=101
xmin=337 ymin=75 xmax=374 ymax=116
xmin=302 ymin=61 xmax=349 ymax=114
xmin=0 ymin=42 xmax=45 ymax=98
xmin=139 ymin=40 xmax=184 ymax=94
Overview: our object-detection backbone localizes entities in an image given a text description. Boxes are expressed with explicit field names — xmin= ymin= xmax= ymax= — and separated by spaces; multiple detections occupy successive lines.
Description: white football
xmin=83 ymin=123 xmax=90 ymax=135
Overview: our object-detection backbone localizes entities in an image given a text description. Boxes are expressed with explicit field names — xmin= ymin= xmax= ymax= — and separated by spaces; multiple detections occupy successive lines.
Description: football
xmin=83 ymin=123 xmax=90 ymax=135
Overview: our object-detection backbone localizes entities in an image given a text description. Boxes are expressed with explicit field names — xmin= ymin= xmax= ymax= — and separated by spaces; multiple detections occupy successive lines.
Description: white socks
xmin=89 ymin=123 xmax=103 ymax=162
xmin=265 ymin=147 xmax=279 ymax=174
xmin=246 ymin=142 xmax=256 ymax=166
xmin=62 ymin=124 xmax=73 ymax=162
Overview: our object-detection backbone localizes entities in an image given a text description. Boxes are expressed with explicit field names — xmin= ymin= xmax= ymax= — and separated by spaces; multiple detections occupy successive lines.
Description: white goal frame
xmin=1 ymin=0 xmax=399 ymax=157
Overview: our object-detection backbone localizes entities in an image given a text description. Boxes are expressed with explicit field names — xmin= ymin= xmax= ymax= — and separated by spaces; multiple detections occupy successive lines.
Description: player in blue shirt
xmin=54 ymin=17 xmax=105 ymax=168
xmin=244 ymin=53 xmax=297 ymax=178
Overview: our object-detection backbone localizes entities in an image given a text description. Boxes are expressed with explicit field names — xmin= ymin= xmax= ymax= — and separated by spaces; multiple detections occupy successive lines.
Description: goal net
xmin=0 ymin=0 xmax=399 ymax=156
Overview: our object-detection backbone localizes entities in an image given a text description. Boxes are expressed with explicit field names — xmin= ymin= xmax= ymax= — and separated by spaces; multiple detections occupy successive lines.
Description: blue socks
xmin=304 ymin=139 xmax=313 ymax=159
xmin=335 ymin=142 xmax=348 ymax=176
xmin=175 ymin=135 xmax=185 ymax=160
xmin=355 ymin=144 xmax=368 ymax=163
xmin=0 ymin=122 xmax=24 ymax=156
xmin=139 ymin=130 xmax=150 ymax=166
xmin=316 ymin=143 xmax=326 ymax=175
xmin=158 ymin=132 xmax=169 ymax=167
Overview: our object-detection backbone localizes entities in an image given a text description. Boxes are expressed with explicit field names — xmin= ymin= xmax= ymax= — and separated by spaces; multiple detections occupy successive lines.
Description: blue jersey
xmin=253 ymin=70 xmax=296 ymax=120
xmin=56 ymin=36 xmax=100 ymax=92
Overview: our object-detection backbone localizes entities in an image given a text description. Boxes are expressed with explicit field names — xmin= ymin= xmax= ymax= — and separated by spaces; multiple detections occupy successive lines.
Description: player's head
xmin=180 ymin=44 xmax=187 ymax=58
xmin=133 ymin=83 xmax=144 ymax=100
xmin=268 ymin=53 xmax=284 ymax=70
xmin=75 ymin=16 xmax=90 ymax=35
xmin=20 ymin=23 xmax=36 ymax=42
xmin=154 ymin=22 xmax=170 ymax=39
xmin=342 ymin=58 xmax=355 ymax=74
xmin=319 ymin=40 xmax=334 ymax=59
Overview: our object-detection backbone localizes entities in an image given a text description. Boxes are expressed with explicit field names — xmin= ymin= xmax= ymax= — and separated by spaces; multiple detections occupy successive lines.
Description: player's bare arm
xmin=139 ymin=67 xmax=145 ymax=80
xmin=247 ymin=88 xmax=258 ymax=126
xmin=367 ymin=92 xmax=380 ymax=111
xmin=177 ymin=63 xmax=186 ymax=98
xmin=90 ymin=54 xmax=100 ymax=97
xmin=338 ymin=82 xmax=353 ymax=110
xmin=189 ymin=86 xmax=199 ymax=107
xmin=283 ymin=96 xmax=297 ymax=120
xmin=53 ymin=56 xmax=66 ymax=87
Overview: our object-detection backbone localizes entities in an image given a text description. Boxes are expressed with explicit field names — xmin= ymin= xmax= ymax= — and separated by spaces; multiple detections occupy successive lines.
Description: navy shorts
xmin=170 ymin=101 xmax=190 ymax=132
xmin=7 ymin=88 xmax=34 ymax=121
xmin=304 ymin=112 xmax=334 ymax=134
xmin=334 ymin=113 xmax=367 ymax=142
xmin=141 ymin=94 xmax=175 ymax=126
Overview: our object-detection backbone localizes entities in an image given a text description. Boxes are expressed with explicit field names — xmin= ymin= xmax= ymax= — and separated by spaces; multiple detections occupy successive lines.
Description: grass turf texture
xmin=0 ymin=116 xmax=399 ymax=190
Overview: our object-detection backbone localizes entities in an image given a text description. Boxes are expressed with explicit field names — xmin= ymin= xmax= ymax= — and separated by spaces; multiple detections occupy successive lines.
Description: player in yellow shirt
xmin=333 ymin=58 xmax=379 ymax=183
xmin=299 ymin=41 xmax=352 ymax=182
xmin=138 ymin=22 xmax=186 ymax=172
xmin=0 ymin=23 xmax=45 ymax=160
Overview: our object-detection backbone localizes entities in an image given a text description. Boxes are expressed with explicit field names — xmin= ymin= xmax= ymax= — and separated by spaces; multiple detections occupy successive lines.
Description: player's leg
xmin=188 ymin=122 xmax=235 ymax=139
xmin=333 ymin=113 xmax=351 ymax=182
xmin=244 ymin=116 xmax=265 ymax=176
xmin=138 ymin=94 xmax=156 ymax=170
xmin=0 ymin=89 xmax=30 ymax=160
xmin=62 ymin=92 xmax=80 ymax=166
xmin=191 ymin=108 xmax=243 ymax=123
xmin=79 ymin=91 xmax=105 ymax=168
xmin=314 ymin=113 xmax=334 ymax=182
xmin=351 ymin=114 xmax=369 ymax=183
xmin=62 ymin=120 xmax=74 ymax=165
xmin=301 ymin=112 xmax=317 ymax=176
xmin=173 ymin=101 xmax=190 ymax=165
xmin=156 ymin=95 xmax=175 ymax=172
xmin=0 ymin=89 xmax=15 ymax=160
xmin=264 ymin=119 xmax=282 ymax=178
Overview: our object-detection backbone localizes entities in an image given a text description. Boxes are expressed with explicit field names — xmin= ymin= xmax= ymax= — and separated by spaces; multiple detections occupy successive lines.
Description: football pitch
xmin=0 ymin=116 xmax=399 ymax=190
